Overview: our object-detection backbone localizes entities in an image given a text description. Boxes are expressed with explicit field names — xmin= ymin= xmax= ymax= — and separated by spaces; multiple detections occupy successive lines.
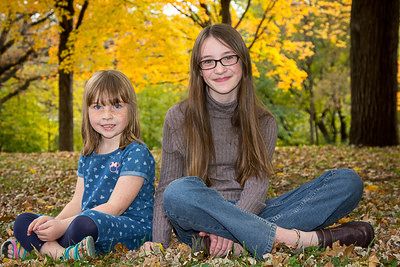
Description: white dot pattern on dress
xmin=77 ymin=142 xmax=155 ymax=253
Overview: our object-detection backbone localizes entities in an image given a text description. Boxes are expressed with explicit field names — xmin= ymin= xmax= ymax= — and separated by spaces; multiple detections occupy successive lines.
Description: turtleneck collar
xmin=206 ymin=88 xmax=237 ymax=118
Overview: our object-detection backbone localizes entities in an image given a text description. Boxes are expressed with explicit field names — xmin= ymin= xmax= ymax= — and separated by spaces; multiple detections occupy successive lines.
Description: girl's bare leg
xmin=275 ymin=227 xmax=319 ymax=249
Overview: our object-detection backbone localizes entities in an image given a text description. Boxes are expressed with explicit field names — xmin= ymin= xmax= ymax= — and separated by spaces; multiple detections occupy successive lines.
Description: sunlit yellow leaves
xmin=335 ymin=40 xmax=347 ymax=48
xmin=4 ymin=0 xmax=345 ymax=93
xmin=365 ymin=184 xmax=379 ymax=192
xmin=353 ymin=166 xmax=362 ymax=173
xmin=2 ymin=0 xmax=354 ymax=102
xmin=338 ymin=217 xmax=352 ymax=224
xmin=299 ymin=0 xmax=351 ymax=56
xmin=397 ymin=91 xmax=400 ymax=111
xmin=69 ymin=0 xmax=197 ymax=92
xmin=282 ymin=40 xmax=300 ymax=54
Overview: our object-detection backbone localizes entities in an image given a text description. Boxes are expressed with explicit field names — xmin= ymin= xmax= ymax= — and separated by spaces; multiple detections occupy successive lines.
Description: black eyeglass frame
xmin=198 ymin=55 xmax=240 ymax=70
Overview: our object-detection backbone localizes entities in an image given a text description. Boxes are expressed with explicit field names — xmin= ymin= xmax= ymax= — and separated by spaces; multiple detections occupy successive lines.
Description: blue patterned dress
xmin=77 ymin=141 xmax=155 ymax=253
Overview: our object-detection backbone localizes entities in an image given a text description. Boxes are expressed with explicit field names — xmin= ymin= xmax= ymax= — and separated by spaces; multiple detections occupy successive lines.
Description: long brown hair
xmin=81 ymin=70 xmax=140 ymax=155
xmin=184 ymin=24 xmax=273 ymax=186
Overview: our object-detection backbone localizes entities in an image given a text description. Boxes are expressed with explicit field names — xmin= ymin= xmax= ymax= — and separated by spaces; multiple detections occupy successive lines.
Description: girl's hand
xmin=142 ymin=241 xmax=163 ymax=253
xmin=34 ymin=219 xmax=68 ymax=241
xmin=27 ymin=215 xmax=54 ymax=236
xmin=199 ymin=232 xmax=233 ymax=257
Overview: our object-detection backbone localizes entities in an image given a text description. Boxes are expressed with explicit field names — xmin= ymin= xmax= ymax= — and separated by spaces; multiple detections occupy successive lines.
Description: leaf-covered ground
xmin=0 ymin=146 xmax=399 ymax=266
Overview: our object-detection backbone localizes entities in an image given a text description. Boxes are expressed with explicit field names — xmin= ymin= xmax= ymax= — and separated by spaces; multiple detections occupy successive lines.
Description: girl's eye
xmin=92 ymin=104 xmax=102 ymax=110
xmin=200 ymin=59 xmax=215 ymax=67
xmin=113 ymin=103 xmax=123 ymax=109
xmin=222 ymin=55 xmax=238 ymax=64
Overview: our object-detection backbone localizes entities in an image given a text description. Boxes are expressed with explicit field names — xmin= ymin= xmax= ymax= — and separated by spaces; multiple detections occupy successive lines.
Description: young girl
xmin=144 ymin=24 xmax=374 ymax=259
xmin=1 ymin=70 xmax=155 ymax=261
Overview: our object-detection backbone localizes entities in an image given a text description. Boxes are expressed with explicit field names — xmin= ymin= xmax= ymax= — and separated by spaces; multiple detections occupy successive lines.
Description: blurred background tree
xmin=350 ymin=0 xmax=399 ymax=146
xmin=0 ymin=0 xmax=398 ymax=152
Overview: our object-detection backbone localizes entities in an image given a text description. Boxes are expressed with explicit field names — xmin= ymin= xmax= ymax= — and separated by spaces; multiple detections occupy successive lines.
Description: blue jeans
xmin=163 ymin=168 xmax=363 ymax=259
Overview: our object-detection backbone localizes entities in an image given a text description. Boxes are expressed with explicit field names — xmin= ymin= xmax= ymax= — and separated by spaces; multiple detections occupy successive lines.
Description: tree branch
xmin=248 ymin=0 xmax=277 ymax=51
xmin=150 ymin=77 xmax=187 ymax=85
xmin=172 ymin=3 xmax=209 ymax=28
xmin=0 ymin=49 xmax=35 ymax=76
xmin=0 ymin=32 xmax=14 ymax=55
xmin=234 ymin=0 xmax=251 ymax=29
xmin=75 ymin=0 xmax=89 ymax=30
xmin=199 ymin=2 xmax=212 ymax=25
xmin=30 ymin=11 xmax=55 ymax=27
xmin=0 ymin=76 xmax=41 ymax=107
xmin=0 ymin=67 xmax=19 ymax=84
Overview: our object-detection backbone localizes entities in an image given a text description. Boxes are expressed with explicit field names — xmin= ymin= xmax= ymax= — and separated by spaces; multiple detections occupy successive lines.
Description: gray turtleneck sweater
xmin=152 ymin=93 xmax=278 ymax=247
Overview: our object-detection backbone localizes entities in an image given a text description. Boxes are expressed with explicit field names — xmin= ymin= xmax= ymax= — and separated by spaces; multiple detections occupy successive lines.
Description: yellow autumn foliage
xmin=2 ymin=0 xmax=354 ymax=93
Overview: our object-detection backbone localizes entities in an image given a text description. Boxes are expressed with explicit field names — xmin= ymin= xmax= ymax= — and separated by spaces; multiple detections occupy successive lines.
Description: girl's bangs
xmin=87 ymin=77 xmax=130 ymax=105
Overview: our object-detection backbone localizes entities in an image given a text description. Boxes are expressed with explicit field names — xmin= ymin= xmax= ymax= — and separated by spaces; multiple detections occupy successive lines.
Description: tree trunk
xmin=316 ymin=112 xmax=331 ymax=144
xmin=350 ymin=0 xmax=399 ymax=146
xmin=305 ymin=87 xmax=317 ymax=145
xmin=58 ymin=71 xmax=74 ymax=151
xmin=57 ymin=0 xmax=74 ymax=151
xmin=220 ymin=0 xmax=232 ymax=25
xmin=304 ymin=58 xmax=317 ymax=145
xmin=330 ymin=111 xmax=337 ymax=143
xmin=337 ymin=108 xmax=347 ymax=143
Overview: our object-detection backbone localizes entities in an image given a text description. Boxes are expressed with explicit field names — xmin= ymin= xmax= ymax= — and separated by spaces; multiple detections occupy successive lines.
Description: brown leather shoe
xmin=316 ymin=221 xmax=374 ymax=248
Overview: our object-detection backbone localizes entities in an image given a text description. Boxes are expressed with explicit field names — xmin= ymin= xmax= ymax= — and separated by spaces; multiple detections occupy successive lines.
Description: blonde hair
xmin=81 ymin=70 xmax=140 ymax=155
xmin=184 ymin=24 xmax=273 ymax=186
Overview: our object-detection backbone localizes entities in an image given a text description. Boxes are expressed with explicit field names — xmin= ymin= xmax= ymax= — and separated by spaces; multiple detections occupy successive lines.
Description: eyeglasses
xmin=199 ymin=55 xmax=240 ymax=70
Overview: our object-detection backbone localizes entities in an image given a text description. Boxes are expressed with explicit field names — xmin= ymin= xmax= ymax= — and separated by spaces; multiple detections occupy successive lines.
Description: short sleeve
xmin=77 ymin=155 xmax=84 ymax=178
xmin=120 ymin=143 xmax=155 ymax=183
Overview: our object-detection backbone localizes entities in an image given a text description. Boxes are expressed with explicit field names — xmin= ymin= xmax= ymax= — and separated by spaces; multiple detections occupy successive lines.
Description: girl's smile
xmin=213 ymin=76 xmax=231 ymax=82
xmin=101 ymin=124 xmax=116 ymax=131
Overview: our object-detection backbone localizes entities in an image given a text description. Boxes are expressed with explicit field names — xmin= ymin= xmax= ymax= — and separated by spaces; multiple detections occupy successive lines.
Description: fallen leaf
xmin=365 ymin=184 xmax=379 ymax=192
xmin=368 ymin=254 xmax=380 ymax=267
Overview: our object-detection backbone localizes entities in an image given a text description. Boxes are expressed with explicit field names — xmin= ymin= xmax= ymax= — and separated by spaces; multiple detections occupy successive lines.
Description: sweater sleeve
xmin=235 ymin=115 xmax=278 ymax=214
xmin=152 ymin=110 xmax=185 ymax=247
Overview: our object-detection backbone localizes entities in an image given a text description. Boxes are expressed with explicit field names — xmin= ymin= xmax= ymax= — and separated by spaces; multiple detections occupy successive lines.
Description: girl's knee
xmin=69 ymin=216 xmax=98 ymax=236
xmin=15 ymin=212 xmax=38 ymax=223
xmin=333 ymin=168 xmax=363 ymax=198
xmin=14 ymin=213 xmax=38 ymax=232
xmin=164 ymin=177 xmax=201 ymax=202
xmin=60 ymin=216 xmax=98 ymax=246
xmin=13 ymin=213 xmax=39 ymax=243
xmin=163 ymin=176 xmax=203 ymax=213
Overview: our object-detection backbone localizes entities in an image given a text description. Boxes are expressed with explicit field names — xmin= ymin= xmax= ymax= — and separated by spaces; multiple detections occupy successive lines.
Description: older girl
xmin=144 ymin=24 xmax=373 ymax=259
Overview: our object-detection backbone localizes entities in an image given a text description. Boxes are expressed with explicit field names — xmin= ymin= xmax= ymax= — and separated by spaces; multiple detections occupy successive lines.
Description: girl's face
xmin=199 ymin=36 xmax=242 ymax=103
xmin=88 ymin=99 xmax=129 ymax=148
